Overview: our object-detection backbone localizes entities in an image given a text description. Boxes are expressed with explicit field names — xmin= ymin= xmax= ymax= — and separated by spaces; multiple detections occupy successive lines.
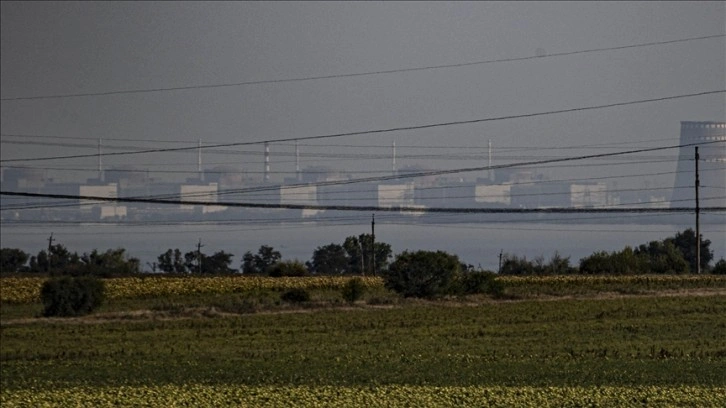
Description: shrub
xmin=713 ymin=259 xmax=726 ymax=275
xmin=268 ymin=260 xmax=309 ymax=277
xmin=342 ymin=277 xmax=365 ymax=303
xmin=384 ymin=250 xmax=461 ymax=298
xmin=579 ymin=247 xmax=644 ymax=275
xmin=280 ymin=288 xmax=311 ymax=303
xmin=457 ymin=270 xmax=504 ymax=297
xmin=40 ymin=276 xmax=105 ymax=317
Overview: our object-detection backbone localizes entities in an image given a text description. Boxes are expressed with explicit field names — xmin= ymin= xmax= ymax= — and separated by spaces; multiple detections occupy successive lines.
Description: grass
xmin=2 ymin=295 xmax=725 ymax=389
xmin=1 ymin=275 xmax=725 ymax=405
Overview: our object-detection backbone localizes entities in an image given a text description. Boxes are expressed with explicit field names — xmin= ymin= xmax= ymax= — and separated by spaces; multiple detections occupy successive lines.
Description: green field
xmin=2 ymin=276 xmax=726 ymax=406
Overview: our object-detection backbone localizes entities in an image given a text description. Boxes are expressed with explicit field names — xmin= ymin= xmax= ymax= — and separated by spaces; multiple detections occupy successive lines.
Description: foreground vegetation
xmin=5 ymin=384 xmax=725 ymax=407
xmin=2 ymin=274 xmax=726 ymax=406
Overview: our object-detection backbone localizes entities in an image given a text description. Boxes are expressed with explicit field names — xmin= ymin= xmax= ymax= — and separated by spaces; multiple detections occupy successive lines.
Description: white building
xmin=378 ymin=183 xmax=415 ymax=208
xmin=79 ymin=183 xmax=126 ymax=219
xmin=570 ymin=183 xmax=608 ymax=208
xmin=180 ymin=182 xmax=225 ymax=213
xmin=475 ymin=184 xmax=511 ymax=205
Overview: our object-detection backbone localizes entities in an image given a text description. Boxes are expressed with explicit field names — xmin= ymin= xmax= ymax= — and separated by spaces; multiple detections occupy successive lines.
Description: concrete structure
xmin=570 ymin=182 xmax=608 ymax=208
xmin=180 ymin=182 xmax=225 ymax=213
xmin=279 ymin=185 xmax=317 ymax=206
xmin=416 ymin=181 xmax=476 ymax=207
xmin=378 ymin=183 xmax=414 ymax=208
xmin=79 ymin=183 xmax=126 ymax=219
xmin=475 ymin=184 xmax=511 ymax=205
xmin=671 ymin=121 xmax=726 ymax=208
xmin=1 ymin=167 xmax=47 ymax=190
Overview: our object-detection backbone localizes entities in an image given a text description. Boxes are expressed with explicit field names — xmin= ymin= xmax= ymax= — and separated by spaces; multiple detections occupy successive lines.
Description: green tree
xmin=343 ymin=234 xmax=392 ymax=275
xmin=500 ymin=254 xmax=535 ymax=275
xmin=713 ymin=259 xmax=726 ymax=275
xmin=28 ymin=244 xmax=81 ymax=274
xmin=183 ymin=250 xmax=236 ymax=274
xmin=204 ymin=251 xmax=236 ymax=274
xmin=665 ymin=229 xmax=713 ymax=272
xmin=309 ymin=243 xmax=349 ymax=275
xmin=268 ymin=260 xmax=308 ymax=277
xmin=157 ymin=249 xmax=187 ymax=273
xmin=579 ymin=246 xmax=644 ymax=275
xmin=241 ymin=245 xmax=282 ymax=274
xmin=500 ymin=252 xmax=574 ymax=275
xmin=241 ymin=251 xmax=258 ymax=274
xmin=77 ymin=248 xmax=140 ymax=276
xmin=0 ymin=248 xmax=29 ymax=273
xmin=256 ymin=245 xmax=282 ymax=271
xmin=384 ymin=250 xmax=461 ymax=298
xmin=635 ymin=240 xmax=689 ymax=274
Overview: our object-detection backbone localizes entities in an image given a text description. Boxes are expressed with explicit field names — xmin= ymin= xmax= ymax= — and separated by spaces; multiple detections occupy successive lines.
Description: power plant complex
xmin=3 ymin=121 xmax=725 ymax=221
xmin=671 ymin=121 xmax=726 ymax=208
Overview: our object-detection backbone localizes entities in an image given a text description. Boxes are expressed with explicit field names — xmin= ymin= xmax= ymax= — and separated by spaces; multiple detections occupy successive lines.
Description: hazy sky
xmin=1 ymin=1 xmax=724 ymax=186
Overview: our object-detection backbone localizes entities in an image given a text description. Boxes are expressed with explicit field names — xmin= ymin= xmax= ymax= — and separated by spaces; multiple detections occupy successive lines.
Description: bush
xmin=342 ymin=277 xmax=365 ymax=303
xmin=40 ymin=276 xmax=105 ymax=317
xmin=384 ymin=250 xmax=461 ymax=298
xmin=281 ymin=288 xmax=311 ymax=303
xmin=713 ymin=259 xmax=726 ymax=275
xmin=457 ymin=271 xmax=504 ymax=297
xmin=268 ymin=260 xmax=309 ymax=277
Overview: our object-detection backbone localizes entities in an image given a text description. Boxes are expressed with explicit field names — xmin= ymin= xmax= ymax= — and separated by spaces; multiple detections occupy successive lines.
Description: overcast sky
xmin=1 ymin=1 xmax=724 ymax=186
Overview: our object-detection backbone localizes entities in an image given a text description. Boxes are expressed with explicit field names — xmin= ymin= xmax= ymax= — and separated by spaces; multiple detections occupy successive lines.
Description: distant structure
xmin=671 ymin=121 xmax=726 ymax=208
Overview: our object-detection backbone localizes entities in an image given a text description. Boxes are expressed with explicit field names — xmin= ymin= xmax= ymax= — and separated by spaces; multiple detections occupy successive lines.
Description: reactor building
xmin=671 ymin=121 xmax=726 ymax=208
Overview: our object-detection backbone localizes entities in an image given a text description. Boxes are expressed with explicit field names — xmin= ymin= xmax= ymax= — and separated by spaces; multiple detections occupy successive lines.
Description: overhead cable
xmin=2 ymin=33 xmax=722 ymax=101
xmin=2 ymin=89 xmax=723 ymax=163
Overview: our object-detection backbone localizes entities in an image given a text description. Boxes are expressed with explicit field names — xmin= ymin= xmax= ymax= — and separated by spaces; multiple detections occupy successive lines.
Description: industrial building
xmin=671 ymin=121 xmax=726 ymax=208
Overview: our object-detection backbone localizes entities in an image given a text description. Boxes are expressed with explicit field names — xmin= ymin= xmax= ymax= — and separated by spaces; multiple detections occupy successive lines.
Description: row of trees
xmin=0 ymin=246 xmax=139 ymax=276
xmin=499 ymin=229 xmax=724 ymax=275
xmin=1 ymin=228 xmax=724 ymax=276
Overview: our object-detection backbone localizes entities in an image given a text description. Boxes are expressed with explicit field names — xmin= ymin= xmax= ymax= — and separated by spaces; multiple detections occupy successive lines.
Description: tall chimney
xmin=392 ymin=140 xmax=397 ymax=175
xmin=198 ymin=139 xmax=203 ymax=182
xmin=98 ymin=138 xmax=104 ymax=182
xmin=264 ymin=142 xmax=270 ymax=183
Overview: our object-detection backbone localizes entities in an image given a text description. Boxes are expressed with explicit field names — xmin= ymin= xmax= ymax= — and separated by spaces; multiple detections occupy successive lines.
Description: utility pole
xmin=371 ymin=214 xmax=376 ymax=276
xmin=360 ymin=240 xmax=365 ymax=277
xmin=695 ymin=147 xmax=701 ymax=274
xmin=47 ymin=233 xmax=55 ymax=273
xmin=498 ymin=250 xmax=503 ymax=274
xmin=197 ymin=238 xmax=204 ymax=274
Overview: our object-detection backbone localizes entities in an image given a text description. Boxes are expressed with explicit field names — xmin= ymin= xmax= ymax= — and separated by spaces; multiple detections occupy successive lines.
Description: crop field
xmin=2 ymin=275 xmax=726 ymax=406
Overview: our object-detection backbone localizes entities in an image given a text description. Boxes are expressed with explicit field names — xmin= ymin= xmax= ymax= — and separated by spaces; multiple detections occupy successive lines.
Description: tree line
xmin=1 ymin=228 xmax=724 ymax=276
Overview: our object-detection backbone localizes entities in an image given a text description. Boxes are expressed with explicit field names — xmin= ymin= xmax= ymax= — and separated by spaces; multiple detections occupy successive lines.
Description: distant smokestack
xmin=295 ymin=140 xmax=301 ymax=182
xmin=392 ymin=141 xmax=397 ymax=175
xmin=98 ymin=138 xmax=104 ymax=182
xmin=198 ymin=139 xmax=203 ymax=182
xmin=264 ymin=142 xmax=270 ymax=183
xmin=488 ymin=139 xmax=492 ymax=181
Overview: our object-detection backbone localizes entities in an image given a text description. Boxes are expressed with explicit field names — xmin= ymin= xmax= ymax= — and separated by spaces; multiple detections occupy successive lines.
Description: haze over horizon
xmin=1 ymin=2 xmax=724 ymax=267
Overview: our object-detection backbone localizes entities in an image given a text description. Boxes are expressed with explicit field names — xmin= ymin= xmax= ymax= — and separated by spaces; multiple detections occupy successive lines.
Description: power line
xmin=1 ymin=132 xmax=680 ymax=151
xmin=2 ymin=141 xmax=721 ymax=211
xmin=2 ymin=33 xmax=722 ymax=101
xmin=2 ymin=190 xmax=725 ymax=213
xmin=7 ymin=140 xmax=714 ymax=207
xmin=2 ymin=89 xmax=723 ymax=163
